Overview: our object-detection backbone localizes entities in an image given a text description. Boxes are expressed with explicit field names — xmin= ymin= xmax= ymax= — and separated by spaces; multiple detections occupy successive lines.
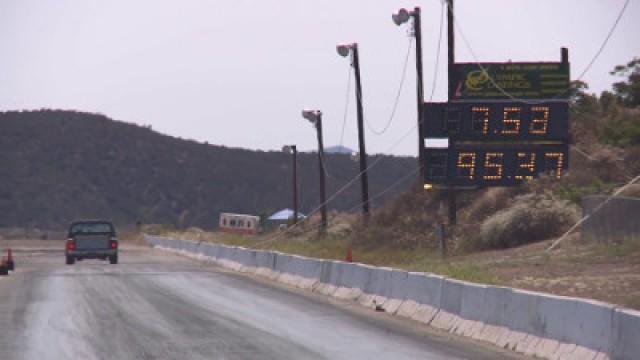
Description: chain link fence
xmin=581 ymin=195 xmax=640 ymax=243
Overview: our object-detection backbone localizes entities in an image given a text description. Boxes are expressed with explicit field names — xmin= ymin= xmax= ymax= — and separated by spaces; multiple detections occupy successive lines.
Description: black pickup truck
xmin=65 ymin=220 xmax=118 ymax=265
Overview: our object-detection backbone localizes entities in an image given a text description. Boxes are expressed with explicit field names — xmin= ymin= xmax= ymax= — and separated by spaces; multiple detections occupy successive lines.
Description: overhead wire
xmin=258 ymin=1 xmax=634 ymax=250
xmin=255 ymin=165 xmax=422 ymax=247
xmin=338 ymin=65 xmax=353 ymax=148
xmin=574 ymin=0 xmax=631 ymax=81
xmin=252 ymin=4 xmax=448 ymax=247
xmin=428 ymin=0 xmax=445 ymax=101
xmin=362 ymin=37 xmax=414 ymax=136
xmin=346 ymin=166 xmax=420 ymax=212
xmin=251 ymin=122 xmax=420 ymax=248
xmin=445 ymin=0 xmax=631 ymax=104
xmin=547 ymin=172 xmax=640 ymax=251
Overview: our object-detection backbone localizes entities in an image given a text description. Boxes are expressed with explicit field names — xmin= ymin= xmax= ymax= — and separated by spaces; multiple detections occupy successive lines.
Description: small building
xmin=219 ymin=213 xmax=260 ymax=235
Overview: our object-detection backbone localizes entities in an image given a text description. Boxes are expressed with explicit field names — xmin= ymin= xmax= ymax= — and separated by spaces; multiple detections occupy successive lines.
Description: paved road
xmin=0 ymin=241 xmax=526 ymax=360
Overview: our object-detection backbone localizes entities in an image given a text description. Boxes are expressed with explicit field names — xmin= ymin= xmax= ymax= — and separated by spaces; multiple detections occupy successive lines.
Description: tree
xmin=610 ymin=57 xmax=640 ymax=107
xmin=569 ymin=80 xmax=598 ymax=115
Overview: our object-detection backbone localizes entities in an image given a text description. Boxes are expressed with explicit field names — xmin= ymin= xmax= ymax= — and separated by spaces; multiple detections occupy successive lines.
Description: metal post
xmin=315 ymin=117 xmax=328 ymax=234
xmin=292 ymin=145 xmax=298 ymax=224
xmin=412 ymin=7 xmax=426 ymax=183
xmin=436 ymin=223 xmax=446 ymax=257
xmin=561 ymin=47 xmax=568 ymax=65
xmin=447 ymin=0 xmax=455 ymax=100
xmin=351 ymin=44 xmax=370 ymax=221
xmin=448 ymin=188 xmax=457 ymax=225
xmin=447 ymin=0 xmax=457 ymax=226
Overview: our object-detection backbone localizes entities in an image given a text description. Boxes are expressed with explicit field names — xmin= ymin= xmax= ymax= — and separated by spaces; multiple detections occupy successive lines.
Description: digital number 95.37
xmin=425 ymin=147 xmax=568 ymax=186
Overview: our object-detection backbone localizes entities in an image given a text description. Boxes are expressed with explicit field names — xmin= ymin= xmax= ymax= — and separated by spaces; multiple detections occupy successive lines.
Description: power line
xmin=362 ymin=37 xmax=414 ymax=136
xmin=338 ymin=65 xmax=352 ymax=148
xmin=547 ymin=171 xmax=640 ymax=251
xmin=446 ymin=0 xmax=631 ymax=104
xmin=255 ymin=165 xmax=421 ymax=247
xmin=252 ymin=122 xmax=420 ymax=247
xmin=253 ymin=8 xmax=448 ymax=245
xmin=346 ymin=166 xmax=420 ymax=212
xmin=575 ymin=0 xmax=631 ymax=81
xmin=428 ymin=0 xmax=445 ymax=101
xmin=256 ymin=0 xmax=633 ymax=249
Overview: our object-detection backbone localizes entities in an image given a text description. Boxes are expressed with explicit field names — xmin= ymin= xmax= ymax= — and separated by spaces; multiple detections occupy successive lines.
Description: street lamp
xmin=301 ymin=109 xmax=328 ymax=234
xmin=336 ymin=42 xmax=370 ymax=221
xmin=391 ymin=8 xmax=411 ymax=26
xmin=392 ymin=7 xmax=425 ymax=183
xmin=282 ymin=145 xmax=299 ymax=225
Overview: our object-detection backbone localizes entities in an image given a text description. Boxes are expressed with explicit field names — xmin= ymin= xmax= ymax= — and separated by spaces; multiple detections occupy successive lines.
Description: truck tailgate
xmin=74 ymin=234 xmax=110 ymax=250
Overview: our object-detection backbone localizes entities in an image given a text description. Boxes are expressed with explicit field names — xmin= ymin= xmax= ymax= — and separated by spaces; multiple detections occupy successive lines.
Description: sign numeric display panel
xmin=425 ymin=147 xmax=568 ymax=186
xmin=423 ymin=102 xmax=568 ymax=141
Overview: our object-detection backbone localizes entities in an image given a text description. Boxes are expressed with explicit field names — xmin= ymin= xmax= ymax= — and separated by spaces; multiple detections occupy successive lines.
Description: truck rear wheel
xmin=109 ymin=255 xmax=118 ymax=264
xmin=66 ymin=256 xmax=75 ymax=265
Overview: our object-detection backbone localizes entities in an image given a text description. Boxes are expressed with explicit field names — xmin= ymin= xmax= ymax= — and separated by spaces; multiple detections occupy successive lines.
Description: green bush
xmin=476 ymin=194 xmax=579 ymax=249
xmin=601 ymin=111 xmax=640 ymax=146
xmin=557 ymin=180 xmax=616 ymax=204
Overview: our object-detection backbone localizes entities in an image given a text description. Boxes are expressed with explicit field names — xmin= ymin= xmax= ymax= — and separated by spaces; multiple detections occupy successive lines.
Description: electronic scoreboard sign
xmin=423 ymin=56 xmax=570 ymax=187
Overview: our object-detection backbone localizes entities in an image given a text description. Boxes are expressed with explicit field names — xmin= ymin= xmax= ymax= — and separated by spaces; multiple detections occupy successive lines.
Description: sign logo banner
xmin=453 ymin=62 xmax=570 ymax=100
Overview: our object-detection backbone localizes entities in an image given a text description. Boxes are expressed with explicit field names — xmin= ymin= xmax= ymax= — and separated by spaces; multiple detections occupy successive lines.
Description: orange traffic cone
xmin=7 ymin=249 xmax=14 ymax=271
xmin=345 ymin=247 xmax=353 ymax=263
xmin=0 ymin=257 xmax=7 ymax=276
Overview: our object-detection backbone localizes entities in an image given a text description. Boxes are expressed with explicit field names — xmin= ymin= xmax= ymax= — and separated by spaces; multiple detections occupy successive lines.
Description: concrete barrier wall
xmin=612 ymin=308 xmax=640 ymax=360
xmin=144 ymin=235 xmax=638 ymax=360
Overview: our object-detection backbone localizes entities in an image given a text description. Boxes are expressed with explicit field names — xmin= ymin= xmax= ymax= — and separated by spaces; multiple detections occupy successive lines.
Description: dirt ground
xmin=474 ymin=236 xmax=640 ymax=310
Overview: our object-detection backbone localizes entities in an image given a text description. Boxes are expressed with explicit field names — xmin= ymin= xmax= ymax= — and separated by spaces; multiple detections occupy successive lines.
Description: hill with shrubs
xmin=0 ymin=110 xmax=415 ymax=231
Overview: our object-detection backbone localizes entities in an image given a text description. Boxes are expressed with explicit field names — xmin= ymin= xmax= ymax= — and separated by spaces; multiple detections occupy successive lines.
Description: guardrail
xmin=145 ymin=235 xmax=639 ymax=360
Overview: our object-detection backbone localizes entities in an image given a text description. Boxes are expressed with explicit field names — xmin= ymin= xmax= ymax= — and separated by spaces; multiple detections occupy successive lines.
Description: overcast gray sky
xmin=1 ymin=0 xmax=638 ymax=156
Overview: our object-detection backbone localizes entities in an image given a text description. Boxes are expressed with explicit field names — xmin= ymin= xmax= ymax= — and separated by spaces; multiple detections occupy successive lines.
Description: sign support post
xmin=447 ymin=0 xmax=457 ymax=226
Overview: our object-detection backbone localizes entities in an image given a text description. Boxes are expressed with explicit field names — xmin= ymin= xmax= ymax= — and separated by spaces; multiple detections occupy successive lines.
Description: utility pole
xmin=447 ymin=0 xmax=457 ymax=225
xmin=413 ymin=7 xmax=426 ymax=183
xmin=392 ymin=7 xmax=425 ymax=183
xmin=290 ymin=145 xmax=299 ymax=224
xmin=316 ymin=118 xmax=328 ymax=233
xmin=292 ymin=145 xmax=298 ymax=224
xmin=301 ymin=109 xmax=328 ymax=234
xmin=338 ymin=43 xmax=371 ymax=221
xmin=282 ymin=145 xmax=299 ymax=224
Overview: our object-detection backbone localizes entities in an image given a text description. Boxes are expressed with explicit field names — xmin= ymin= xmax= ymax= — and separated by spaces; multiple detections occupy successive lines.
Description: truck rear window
xmin=70 ymin=222 xmax=114 ymax=234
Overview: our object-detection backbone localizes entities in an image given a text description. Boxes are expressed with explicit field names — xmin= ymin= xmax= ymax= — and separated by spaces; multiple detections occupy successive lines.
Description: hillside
xmin=0 ymin=110 xmax=416 ymax=230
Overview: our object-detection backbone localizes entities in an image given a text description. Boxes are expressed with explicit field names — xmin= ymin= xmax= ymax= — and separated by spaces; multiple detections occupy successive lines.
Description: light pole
xmin=301 ymin=109 xmax=328 ymax=234
xmin=282 ymin=145 xmax=298 ymax=224
xmin=336 ymin=43 xmax=370 ymax=222
xmin=393 ymin=7 xmax=425 ymax=183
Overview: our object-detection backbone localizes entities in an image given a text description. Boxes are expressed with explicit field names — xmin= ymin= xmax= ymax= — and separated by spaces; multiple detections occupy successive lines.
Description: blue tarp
xmin=268 ymin=208 xmax=306 ymax=221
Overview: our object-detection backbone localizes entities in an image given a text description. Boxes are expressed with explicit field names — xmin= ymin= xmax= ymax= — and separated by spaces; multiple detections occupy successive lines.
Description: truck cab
xmin=65 ymin=220 xmax=118 ymax=265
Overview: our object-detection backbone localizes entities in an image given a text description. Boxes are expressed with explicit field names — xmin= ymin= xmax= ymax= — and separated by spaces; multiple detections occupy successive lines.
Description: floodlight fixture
xmin=392 ymin=8 xmax=411 ymax=26
xmin=301 ymin=109 xmax=321 ymax=124
xmin=336 ymin=43 xmax=353 ymax=58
